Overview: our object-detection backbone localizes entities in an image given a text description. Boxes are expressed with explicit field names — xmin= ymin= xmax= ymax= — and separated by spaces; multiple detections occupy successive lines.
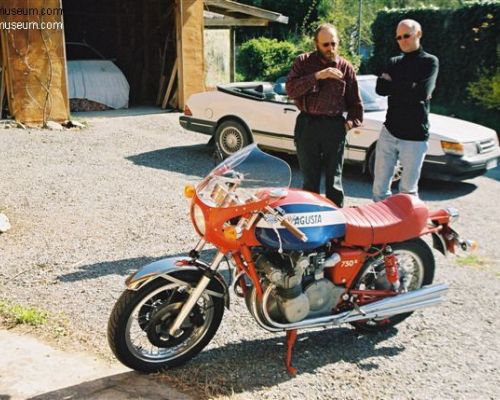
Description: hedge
xmin=367 ymin=2 xmax=499 ymax=106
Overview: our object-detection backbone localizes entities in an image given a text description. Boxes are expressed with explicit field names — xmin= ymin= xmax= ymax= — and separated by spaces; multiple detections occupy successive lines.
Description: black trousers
xmin=294 ymin=112 xmax=347 ymax=207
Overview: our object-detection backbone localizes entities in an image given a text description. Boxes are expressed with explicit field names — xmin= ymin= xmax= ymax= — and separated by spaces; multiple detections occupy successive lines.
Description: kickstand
xmin=285 ymin=329 xmax=298 ymax=376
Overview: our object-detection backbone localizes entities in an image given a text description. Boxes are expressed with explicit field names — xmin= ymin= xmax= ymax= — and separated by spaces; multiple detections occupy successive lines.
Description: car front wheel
xmin=214 ymin=120 xmax=250 ymax=159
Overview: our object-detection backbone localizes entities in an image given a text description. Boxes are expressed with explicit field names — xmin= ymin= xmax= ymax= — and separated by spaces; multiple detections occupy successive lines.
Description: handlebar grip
xmin=281 ymin=218 xmax=308 ymax=242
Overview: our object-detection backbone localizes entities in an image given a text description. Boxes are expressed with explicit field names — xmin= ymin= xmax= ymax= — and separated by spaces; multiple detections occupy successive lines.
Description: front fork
xmin=168 ymin=249 xmax=225 ymax=337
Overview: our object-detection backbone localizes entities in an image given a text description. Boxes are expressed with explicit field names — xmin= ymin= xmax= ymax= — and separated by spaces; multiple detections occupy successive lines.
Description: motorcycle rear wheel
xmin=350 ymin=238 xmax=435 ymax=333
xmin=107 ymin=271 xmax=224 ymax=373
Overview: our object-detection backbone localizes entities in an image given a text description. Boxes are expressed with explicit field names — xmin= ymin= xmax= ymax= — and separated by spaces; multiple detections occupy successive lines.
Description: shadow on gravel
xmin=126 ymin=143 xmax=215 ymax=178
xmin=56 ymin=250 xmax=228 ymax=283
xmin=419 ymin=179 xmax=477 ymax=200
xmin=484 ymin=165 xmax=500 ymax=182
xmin=157 ymin=326 xmax=401 ymax=398
xmin=127 ymin=144 xmax=479 ymax=204
xmin=28 ymin=371 xmax=191 ymax=400
xmin=56 ymin=253 xmax=185 ymax=282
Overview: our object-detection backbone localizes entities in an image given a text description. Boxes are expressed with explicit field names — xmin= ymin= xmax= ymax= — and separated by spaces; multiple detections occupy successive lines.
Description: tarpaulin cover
xmin=67 ymin=60 xmax=129 ymax=109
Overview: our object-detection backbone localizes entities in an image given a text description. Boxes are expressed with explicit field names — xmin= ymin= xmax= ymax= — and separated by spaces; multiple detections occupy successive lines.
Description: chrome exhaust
xmin=252 ymin=283 xmax=448 ymax=332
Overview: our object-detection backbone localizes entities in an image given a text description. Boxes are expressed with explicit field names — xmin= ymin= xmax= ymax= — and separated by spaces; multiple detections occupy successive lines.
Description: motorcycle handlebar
xmin=264 ymin=205 xmax=308 ymax=242
xmin=280 ymin=218 xmax=308 ymax=242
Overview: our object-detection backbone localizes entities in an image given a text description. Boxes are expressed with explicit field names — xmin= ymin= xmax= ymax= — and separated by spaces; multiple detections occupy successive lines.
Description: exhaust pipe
xmin=253 ymin=283 xmax=449 ymax=332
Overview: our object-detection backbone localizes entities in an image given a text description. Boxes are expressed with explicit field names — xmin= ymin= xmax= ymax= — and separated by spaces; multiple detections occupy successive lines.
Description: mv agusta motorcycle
xmin=108 ymin=144 xmax=475 ymax=375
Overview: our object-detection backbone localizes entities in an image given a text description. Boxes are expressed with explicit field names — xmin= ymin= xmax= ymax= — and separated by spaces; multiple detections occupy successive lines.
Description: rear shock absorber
xmin=383 ymin=246 xmax=400 ymax=290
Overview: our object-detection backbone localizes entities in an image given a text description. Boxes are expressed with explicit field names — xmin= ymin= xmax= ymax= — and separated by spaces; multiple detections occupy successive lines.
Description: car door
xmin=345 ymin=113 xmax=381 ymax=163
xmin=249 ymin=99 xmax=298 ymax=154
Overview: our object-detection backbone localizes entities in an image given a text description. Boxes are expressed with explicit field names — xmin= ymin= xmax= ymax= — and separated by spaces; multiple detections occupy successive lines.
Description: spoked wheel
xmin=107 ymin=272 xmax=224 ymax=372
xmin=214 ymin=120 xmax=250 ymax=159
xmin=350 ymin=238 xmax=435 ymax=333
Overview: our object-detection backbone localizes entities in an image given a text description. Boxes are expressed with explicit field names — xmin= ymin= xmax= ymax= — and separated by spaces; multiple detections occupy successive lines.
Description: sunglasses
xmin=396 ymin=33 xmax=413 ymax=41
xmin=321 ymin=41 xmax=337 ymax=48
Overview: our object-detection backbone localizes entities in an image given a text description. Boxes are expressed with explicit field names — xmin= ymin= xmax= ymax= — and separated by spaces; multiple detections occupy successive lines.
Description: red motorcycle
xmin=108 ymin=144 xmax=474 ymax=374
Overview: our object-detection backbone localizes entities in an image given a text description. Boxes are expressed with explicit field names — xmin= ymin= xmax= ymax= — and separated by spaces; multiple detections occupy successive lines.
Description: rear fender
xmin=431 ymin=232 xmax=447 ymax=256
xmin=125 ymin=256 xmax=230 ymax=308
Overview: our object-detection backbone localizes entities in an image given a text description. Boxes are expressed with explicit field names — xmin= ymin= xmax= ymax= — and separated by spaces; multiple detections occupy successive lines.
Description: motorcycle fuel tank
xmin=255 ymin=189 xmax=346 ymax=250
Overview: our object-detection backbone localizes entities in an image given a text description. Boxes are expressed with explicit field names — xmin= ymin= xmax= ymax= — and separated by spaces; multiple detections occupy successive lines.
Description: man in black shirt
xmin=372 ymin=19 xmax=439 ymax=201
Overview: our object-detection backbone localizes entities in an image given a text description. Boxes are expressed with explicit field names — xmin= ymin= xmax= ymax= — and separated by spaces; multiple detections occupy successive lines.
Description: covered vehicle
xmin=180 ymin=75 xmax=499 ymax=182
xmin=66 ymin=42 xmax=130 ymax=110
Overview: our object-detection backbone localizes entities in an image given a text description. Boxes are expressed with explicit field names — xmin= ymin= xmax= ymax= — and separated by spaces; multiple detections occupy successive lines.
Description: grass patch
xmin=0 ymin=301 xmax=48 ymax=327
xmin=455 ymin=254 xmax=489 ymax=267
xmin=455 ymin=254 xmax=500 ymax=278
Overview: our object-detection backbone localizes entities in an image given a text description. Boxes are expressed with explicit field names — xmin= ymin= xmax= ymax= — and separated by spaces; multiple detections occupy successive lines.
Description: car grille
xmin=477 ymin=139 xmax=496 ymax=154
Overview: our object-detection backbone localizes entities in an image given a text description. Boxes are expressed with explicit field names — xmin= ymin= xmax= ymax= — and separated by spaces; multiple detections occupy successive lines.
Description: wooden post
xmin=161 ymin=58 xmax=178 ymax=109
xmin=176 ymin=0 xmax=205 ymax=110
xmin=0 ymin=68 xmax=5 ymax=119
xmin=230 ymin=27 xmax=235 ymax=82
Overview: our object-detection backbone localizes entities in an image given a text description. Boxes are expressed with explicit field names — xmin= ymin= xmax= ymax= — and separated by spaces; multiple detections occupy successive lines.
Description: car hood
xmin=366 ymin=111 xmax=497 ymax=142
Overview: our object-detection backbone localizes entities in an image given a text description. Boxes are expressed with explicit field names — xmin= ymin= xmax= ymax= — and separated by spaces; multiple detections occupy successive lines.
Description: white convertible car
xmin=180 ymin=75 xmax=499 ymax=181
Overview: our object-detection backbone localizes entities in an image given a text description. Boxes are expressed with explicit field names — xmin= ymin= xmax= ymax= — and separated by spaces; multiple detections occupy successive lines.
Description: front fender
xmin=125 ymin=256 xmax=230 ymax=308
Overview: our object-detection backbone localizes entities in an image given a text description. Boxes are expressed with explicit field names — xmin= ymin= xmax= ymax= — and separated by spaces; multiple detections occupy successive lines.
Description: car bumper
xmin=422 ymin=149 xmax=500 ymax=181
xmin=179 ymin=116 xmax=216 ymax=136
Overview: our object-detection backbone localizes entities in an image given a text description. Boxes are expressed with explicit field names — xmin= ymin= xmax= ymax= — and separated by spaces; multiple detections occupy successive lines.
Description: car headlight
xmin=191 ymin=203 xmax=206 ymax=236
xmin=441 ymin=141 xmax=477 ymax=157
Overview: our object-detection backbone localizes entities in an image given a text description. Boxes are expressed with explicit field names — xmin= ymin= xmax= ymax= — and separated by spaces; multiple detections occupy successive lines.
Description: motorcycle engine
xmin=252 ymin=251 xmax=345 ymax=323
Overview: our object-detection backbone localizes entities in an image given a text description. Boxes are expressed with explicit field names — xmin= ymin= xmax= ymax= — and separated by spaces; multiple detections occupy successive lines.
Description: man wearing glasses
xmin=372 ymin=19 xmax=439 ymax=202
xmin=286 ymin=24 xmax=363 ymax=208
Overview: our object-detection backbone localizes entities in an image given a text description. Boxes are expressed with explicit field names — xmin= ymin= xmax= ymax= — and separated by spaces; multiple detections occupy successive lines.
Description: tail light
xmin=184 ymin=105 xmax=193 ymax=116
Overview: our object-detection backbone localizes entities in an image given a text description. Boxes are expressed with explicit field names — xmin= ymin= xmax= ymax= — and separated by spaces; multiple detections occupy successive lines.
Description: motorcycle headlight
xmin=191 ymin=203 xmax=206 ymax=236
xmin=441 ymin=141 xmax=477 ymax=157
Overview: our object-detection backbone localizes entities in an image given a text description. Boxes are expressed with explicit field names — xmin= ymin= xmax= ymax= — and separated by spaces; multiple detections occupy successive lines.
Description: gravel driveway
xmin=1 ymin=111 xmax=499 ymax=399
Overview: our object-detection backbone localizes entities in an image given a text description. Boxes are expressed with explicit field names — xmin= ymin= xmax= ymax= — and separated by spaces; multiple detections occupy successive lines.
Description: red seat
xmin=340 ymin=194 xmax=428 ymax=247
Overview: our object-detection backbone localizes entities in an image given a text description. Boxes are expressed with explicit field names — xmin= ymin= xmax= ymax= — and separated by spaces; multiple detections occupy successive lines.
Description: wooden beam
xmin=0 ymin=53 xmax=4 ymax=119
xmin=176 ymin=0 xmax=205 ymax=110
xmin=162 ymin=58 xmax=178 ymax=109
xmin=205 ymin=0 xmax=288 ymax=24
xmin=230 ymin=28 xmax=235 ymax=82
xmin=204 ymin=17 xmax=269 ymax=27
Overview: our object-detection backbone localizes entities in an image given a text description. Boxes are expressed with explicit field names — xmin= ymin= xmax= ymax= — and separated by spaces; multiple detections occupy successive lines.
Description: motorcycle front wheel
xmin=107 ymin=271 xmax=224 ymax=373
xmin=350 ymin=238 xmax=435 ymax=333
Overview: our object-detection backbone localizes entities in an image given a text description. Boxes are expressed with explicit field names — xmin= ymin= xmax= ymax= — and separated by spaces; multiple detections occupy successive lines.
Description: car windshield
xmin=359 ymin=77 xmax=387 ymax=111
xmin=196 ymin=144 xmax=291 ymax=208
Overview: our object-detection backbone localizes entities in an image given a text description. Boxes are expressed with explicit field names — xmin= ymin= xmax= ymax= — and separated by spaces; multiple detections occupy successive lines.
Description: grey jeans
xmin=372 ymin=126 xmax=428 ymax=202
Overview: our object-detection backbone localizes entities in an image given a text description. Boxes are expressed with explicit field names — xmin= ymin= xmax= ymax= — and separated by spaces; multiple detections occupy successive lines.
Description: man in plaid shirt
xmin=286 ymin=23 xmax=363 ymax=207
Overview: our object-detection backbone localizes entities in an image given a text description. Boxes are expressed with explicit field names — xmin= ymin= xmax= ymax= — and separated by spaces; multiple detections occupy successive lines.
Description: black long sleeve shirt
xmin=376 ymin=47 xmax=439 ymax=141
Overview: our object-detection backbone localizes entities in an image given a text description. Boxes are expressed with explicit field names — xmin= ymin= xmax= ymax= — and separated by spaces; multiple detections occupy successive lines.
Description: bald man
xmin=373 ymin=19 xmax=439 ymax=201
xmin=286 ymin=23 xmax=363 ymax=208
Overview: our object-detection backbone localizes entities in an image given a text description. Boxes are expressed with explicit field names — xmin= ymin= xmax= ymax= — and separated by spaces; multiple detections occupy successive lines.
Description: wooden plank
xmin=0 ymin=30 xmax=12 ymax=116
xmin=204 ymin=17 xmax=269 ymax=27
xmin=0 ymin=68 xmax=5 ymax=119
xmin=0 ymin=32 xmax=4 ymax=118
xmin=161 ymin=58 xmax=178 ymax=109
xmin=205 ymin=0 xmax=288 ymax=23
xmin=168 ymin=88 xmax=178 ymax=109
xmin=156 ymin=75 xmax=166 ymax=106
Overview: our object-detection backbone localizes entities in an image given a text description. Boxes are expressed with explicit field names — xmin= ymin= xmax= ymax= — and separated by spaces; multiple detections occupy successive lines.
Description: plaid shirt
xmin=286 ymin=51 xmax=363 ymax=127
